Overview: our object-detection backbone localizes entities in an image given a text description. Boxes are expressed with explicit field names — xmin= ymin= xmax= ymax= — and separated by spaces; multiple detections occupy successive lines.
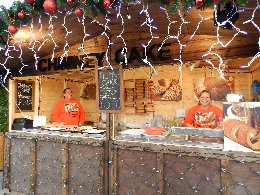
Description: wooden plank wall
xmin=39 ymin=76 xmax=64 ymax=123
xmin=9 ymin=64 xmax=256 ymax=125
xmin=116 ymin=65 xmax=253 ymax=124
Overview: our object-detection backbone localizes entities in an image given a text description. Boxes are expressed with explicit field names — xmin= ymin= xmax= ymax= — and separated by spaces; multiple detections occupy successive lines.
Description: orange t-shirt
xmin=52 ymin=99 xmax=85 ymax=125
xmin=183 ymin=105 xmax=223 ymax=128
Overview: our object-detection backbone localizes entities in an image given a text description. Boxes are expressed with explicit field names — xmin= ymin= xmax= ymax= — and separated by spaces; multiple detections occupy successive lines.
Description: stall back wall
xmin=39 ymin=77 xmax=64 ymax=123
xmin=116 ymin=65 xmax=252 ymax=124
xmin=9 ymin=65 xmax=254 ymax=127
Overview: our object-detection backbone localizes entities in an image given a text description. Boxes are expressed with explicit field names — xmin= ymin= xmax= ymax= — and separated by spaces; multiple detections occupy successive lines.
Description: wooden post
xmin=3 ymin=136 xmax=11 ymax=190
xmin=220 ymin=159 xmax=230 ymax=195
xmin=61 ymin=143 xmax=69 ymax=195
xmin=111 ymin=144 xmax=118 ymax=195
xmin=98 ymin=146 xmax=105 ymax=195
xmin=156 ymin=153 xmax=164 ymax=194
xmin=104 ymin=113 xmax=114 ymax=195
xmin=0 ymin=133 xmax=4 ymax=171
xmin=29 ymin=139 xmax=36 ymax=194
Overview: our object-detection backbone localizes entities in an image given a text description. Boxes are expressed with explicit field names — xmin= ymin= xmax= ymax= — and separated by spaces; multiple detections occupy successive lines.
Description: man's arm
xmin=78 ymin=102 xmax=85 ymax=126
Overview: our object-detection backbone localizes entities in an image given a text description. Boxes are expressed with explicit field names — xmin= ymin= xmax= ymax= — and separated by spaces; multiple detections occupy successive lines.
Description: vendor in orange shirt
xmin=183 ymin=90 xmax=223 ymax=129
xmin=52 ymin=88 xmax=85 ymax=126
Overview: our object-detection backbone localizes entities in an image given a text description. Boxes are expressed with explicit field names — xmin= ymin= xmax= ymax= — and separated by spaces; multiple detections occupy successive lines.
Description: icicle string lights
xmin=60 ymin=10 xmax=73 ymax=63
xmin=116 ymin=2 xmax=128 ymax=66
xmin=0 ymin=1 xmax=259 ymax=80
xmin=77 ymin=14 xmax=91 ymax=69
xmin=240 ymin=4 xmax=260 ymax=68
xmin=202 ymin=4 xmax=249 ymax=78
xmin=47 ymin=14 xmax=58 ymax=62
xmin=140 ymin=3 xmax=158 ymax=74
xmin=101 ymin=11 xmax=113 ymax=69
xmin=28 ymin=17 xmax=41 ymax=70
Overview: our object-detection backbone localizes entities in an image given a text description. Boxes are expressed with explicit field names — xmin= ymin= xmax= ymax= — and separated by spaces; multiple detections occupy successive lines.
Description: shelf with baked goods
xmin=123 ymin=79 xmax=156 ymax=114
xmin=124 ymin=79 xmax=148 ymax=114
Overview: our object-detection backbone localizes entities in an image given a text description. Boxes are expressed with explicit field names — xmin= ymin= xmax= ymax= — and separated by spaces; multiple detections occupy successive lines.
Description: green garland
xmin=0 ymin=83 xmax=8 ymax=133
xmin=0 ymin=0 xmax=249 ymax=36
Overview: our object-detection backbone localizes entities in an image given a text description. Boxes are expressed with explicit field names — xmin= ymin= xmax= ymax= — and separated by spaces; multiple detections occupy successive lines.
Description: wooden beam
xmin=156 ymin=153 xmax=164 ymax=194
xmin=3 ymin=136 xmax=11 ymax=191
xmin=29 ymin=139 xmax=36 ymax=194
xmin=220 ymin=159 xmax=230 ymax=195
xmin=61 ymin=143 xmax=69 ymax=195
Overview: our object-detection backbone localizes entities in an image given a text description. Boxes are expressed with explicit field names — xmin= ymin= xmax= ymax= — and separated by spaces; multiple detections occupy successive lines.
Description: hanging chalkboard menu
xmin=96 ymin=66 xmax=123 ymax=113
xmin=15 ymin=81 xmax=34 ymax=112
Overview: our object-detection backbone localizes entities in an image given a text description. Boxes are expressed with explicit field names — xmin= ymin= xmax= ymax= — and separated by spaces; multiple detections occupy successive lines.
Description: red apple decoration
xmin=8 ymin=25 xmax=18 ymax=34
xmin=195 ymin=0 xmax=204 ymax=8
xmin=24 ymin=0 xmax=35 ymax=4
xmin=43 ymin=0 xmax=57 ymax=15
xmin=75 ymin=8 xmax=83 ymax=17
xmin=67 ymin=0 xmax=74 ymax=6
xmin=18 ymin=11 xmax=25 ymax=19
xmin=104 ymin=0 xmax=111 ymax=8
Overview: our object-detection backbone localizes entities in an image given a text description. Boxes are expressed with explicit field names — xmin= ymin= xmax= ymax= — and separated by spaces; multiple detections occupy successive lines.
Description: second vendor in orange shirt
xmin=183 ymin=90 xmax=223 ymax=129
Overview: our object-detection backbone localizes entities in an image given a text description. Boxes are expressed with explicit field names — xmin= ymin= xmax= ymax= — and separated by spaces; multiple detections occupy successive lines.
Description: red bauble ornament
xmin=24 ymin=0 xmax=35 ymax=4
xmin=104 ymin=0 xmax=111 ymax=8
xmin=75 ymin=8 xmax=83 ymax=17
xmin=18 ymin=11 xmax=25 ymax=19
xmin=195 ymin=0 xmax=204 ymax=8
xmin=8 ymin=25 xmax=18 ymax=34
xmin=43 ymin=0 xmax=57 ymax=15
xmin=67 ymin=0 xmax=74 ymax=6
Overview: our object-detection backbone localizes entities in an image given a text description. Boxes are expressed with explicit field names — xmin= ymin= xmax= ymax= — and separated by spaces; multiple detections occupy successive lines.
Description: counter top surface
xmin=8 ymin=129 xmax=106 ymax=139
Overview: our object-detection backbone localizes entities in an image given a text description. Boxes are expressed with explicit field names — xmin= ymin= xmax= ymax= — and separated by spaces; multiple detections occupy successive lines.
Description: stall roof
xmin=0 ymin=0 xmax=259 ymax=77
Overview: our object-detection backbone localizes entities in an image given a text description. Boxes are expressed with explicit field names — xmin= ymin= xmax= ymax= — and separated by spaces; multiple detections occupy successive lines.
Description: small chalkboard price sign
xmin=96 ymin=66 xmax=123 ymax=113
xmin=15 ymin=81 xmax=34 ymax=112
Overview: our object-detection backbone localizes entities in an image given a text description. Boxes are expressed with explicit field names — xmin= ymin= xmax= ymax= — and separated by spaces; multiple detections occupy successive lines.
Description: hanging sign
xmin=96 ymin=65 xmax=123 ymax=113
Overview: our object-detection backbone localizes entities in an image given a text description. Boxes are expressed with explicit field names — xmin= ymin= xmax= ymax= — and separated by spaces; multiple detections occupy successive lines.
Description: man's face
xmin=64 ymin=89 xmax=72 ymax=100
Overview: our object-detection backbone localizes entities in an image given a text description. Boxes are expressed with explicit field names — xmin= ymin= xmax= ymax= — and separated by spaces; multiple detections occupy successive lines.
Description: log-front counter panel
xmin=3 ymin=131 xmax=105 ymax=195
xmin=3 ymin=130 xmax=260 ymax=195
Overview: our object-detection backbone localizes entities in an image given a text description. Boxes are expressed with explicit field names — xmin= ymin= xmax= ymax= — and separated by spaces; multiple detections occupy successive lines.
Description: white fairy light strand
xmin=140 ymin=3 xmax=159 ymax=74
xmin=189 ymin=11 xmax=210 ymax=40
xmin=174 ymin=10 xmax=189 ymax=71
xmin=60 ymin=10 xmax=73 ymax=63
xmin=27 ymin=18 xmax=41 ymax=70
xmin=37 ymin=15 xmax=50 ymax=52
xmin=203 ymin=4 xmax=247 ymax=77
xmin=101 ymin=11 xmax=113 ymax=69
xmin=116 ymin=2 xmax=128 ymax=66
xmin=77 ymin=13 xmax=91 ymax=69
xmin=240 ymin=4 xmax=260 ymax=68
xmin=47 ymin=14 xmax=58 ymax=62
xmin=1 ymin=34 xmax=16 ymax=82
xmin=17 ymin=40 xmax=29 ymax=74
xmin=158 ymin=6 xmax=177 ymax=51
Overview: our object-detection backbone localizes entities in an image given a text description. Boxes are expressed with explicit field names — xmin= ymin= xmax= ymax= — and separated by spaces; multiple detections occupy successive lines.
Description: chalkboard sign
xmin=96 ymin=66 xmax=123 ymax=113
xmin=15 ymin=81 xmax=34 ymax=112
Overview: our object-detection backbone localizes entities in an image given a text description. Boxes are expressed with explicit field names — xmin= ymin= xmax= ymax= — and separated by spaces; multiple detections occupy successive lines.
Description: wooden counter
xmin=3 ymin=130 xmax=105 ymax=195
xmin=3 ymin=130 xmax=260 ymax=195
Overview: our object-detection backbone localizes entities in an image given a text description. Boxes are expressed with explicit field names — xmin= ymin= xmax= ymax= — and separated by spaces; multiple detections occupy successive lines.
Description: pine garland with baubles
xmin=0 ymin=84 xmax=8 ymax=133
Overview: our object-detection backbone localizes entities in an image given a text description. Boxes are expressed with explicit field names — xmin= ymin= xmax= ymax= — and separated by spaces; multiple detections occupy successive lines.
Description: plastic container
xmin=144 ymin=127 xmax=164 ymax=135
